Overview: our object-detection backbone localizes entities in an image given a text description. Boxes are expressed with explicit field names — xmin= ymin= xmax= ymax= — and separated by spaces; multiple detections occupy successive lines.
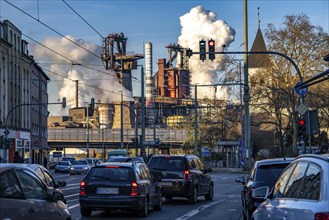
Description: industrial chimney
xmin=145 ymin=42 xmax=154 ymax=127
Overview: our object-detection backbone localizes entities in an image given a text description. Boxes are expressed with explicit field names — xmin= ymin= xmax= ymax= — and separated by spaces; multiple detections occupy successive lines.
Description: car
xmin=85 ymin=158 xmax=95 ymax=166
xmin=55 ymin=161 xmax=72 ymax=173
xmin=0 ymin=164 xmax=71 ymax=220
xmin=235 ymin=157 xmax=295 ymax=220
xmin=91 ymin=158 xmax=101 ymax=165
xmin=49 ymin=161 xmax=59 ymax=169
xmin=70 ymin=159 xmax=91 ymax=175
xmin=147 ymin=154 xmax=214 ymax=204
xmin=25 ymin=163 xmax=67 ymax=189
xmin=107 ymin=149 xmax=130 ymax=160
xmin=61 ymin=157 xmax=76 ymax=163
xmin=251 ymin=154 xmax=329 ymax=220
xmin=79 ymin=162 xmax=162 ymax=217
xmin=107 ymin=156 xmax=145 ymax=163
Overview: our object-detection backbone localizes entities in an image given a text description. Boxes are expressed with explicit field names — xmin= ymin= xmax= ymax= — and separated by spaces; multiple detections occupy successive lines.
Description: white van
xmin=107 ymin=150 xmax=129 ymax=160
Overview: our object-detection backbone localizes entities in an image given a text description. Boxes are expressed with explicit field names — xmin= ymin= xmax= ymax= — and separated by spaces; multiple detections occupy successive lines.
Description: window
xmin=299 ymin=163 xmax=321 ymax=200
xmin=15 ymin=169 xmax=48 ymax=200
xmin=0 ymin=170 xmax=24 ymax=199
xmin=283 ymin=162 xmax=308 ymax=199
xmin=272 ymin=163 xmax=296 ymax=199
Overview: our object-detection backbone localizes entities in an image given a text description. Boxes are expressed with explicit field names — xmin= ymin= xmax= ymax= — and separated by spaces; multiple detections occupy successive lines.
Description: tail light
xmin=130 ymin=182 xmax=140 ymax=196
xmin=315 ymin=212 xmax=329 ymax=220
xmin=184 ymin=170 xmax=192 ymax=180
xmin=80 ymin=181 xmax=86 ymax=196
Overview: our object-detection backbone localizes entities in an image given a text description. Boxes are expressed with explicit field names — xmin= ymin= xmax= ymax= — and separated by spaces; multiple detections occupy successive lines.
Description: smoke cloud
xmin=178 ymin=6 xmax=236 ymax=99
xmin=30 ymin=35 xmax=132 ymax=115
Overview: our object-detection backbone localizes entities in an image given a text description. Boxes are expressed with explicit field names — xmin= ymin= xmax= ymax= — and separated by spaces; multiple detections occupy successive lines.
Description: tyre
xmin=205 ymin=184 xmax=214 ymax=200
xmin=153 ymin=192 xmax=162 ymax=211
xmin=80 ymin=207 xmax=92 ymax=217
xmin=188 ymin=187 xmax=198 ymax=204
xmin=137 ymin=197 xmax=148 ymax=217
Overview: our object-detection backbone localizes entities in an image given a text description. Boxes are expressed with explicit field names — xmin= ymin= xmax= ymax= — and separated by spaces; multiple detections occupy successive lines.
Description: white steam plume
xmin=178 ymin=6 xmax=235 ymax=99
xmin=31 ymin=35 xmax=132 ymax=115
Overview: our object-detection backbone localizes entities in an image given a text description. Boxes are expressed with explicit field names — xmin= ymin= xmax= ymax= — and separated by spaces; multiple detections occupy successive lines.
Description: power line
xmin=4 ymin=0 xmax=101 ymax=59
xmin=62 ymin=0 xmax=103 ymax=38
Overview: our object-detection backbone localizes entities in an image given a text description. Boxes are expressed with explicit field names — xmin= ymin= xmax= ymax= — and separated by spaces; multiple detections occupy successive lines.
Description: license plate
xmin=160 ymin=182 xmax=172 ymax=186
xmin=97 ymin=187 xmax=118 ymax=194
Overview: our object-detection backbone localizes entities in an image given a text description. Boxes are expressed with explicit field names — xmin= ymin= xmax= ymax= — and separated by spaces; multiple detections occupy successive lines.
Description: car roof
xmin=255 ymin=157 xmax=295 ymax=166
xmin=296 ymin=153 xmax=329 ymax=162
xmin=96 ymin=162 xmax=135 ymax=168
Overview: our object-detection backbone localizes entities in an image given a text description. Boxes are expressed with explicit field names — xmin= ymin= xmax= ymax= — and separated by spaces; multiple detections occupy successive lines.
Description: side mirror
xmin=235 ymin=176 xmax=246 ymax=185
xmin=251 ymin=186 xmax=269 ymax=200
xmin=49 ymin=191 xmax=66 ymax=203
xmin=57 ymin=181 xmax=67 ymax=187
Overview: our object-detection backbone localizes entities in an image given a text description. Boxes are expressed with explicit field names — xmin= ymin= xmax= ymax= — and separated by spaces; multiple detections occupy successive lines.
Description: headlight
xmin=70 ymin=167 xmax=74 ymax=170
xmin=84 ymin=167 xmax=88 ymax=170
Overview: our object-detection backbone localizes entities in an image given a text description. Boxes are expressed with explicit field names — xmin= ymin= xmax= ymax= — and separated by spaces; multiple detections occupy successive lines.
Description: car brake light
xmin=130 ymin=182 xmax=140 ymax=196
xmin=106 ymin=165 xmax=119 ymax=168
xmin=164 ymin=156 xmax=171 ymax=158
xmin=184 ymin=170 xmax=192 ymax=180
xmin=315 ymin=212 xmax=329 ymax=220
xmin=80 ymin=181 xmax=86 ymax=196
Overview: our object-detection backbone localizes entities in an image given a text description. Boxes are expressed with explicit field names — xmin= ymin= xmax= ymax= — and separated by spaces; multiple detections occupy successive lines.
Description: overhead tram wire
xmin=62 ymin=0 xmax=103 ymax=38
xmin=4 ymin=0 xmax=101 ymax=60
xmin=42 ymin=67 xmax=133 ymax=99
xmin=23 ymin=33 xmax=116 ymax=78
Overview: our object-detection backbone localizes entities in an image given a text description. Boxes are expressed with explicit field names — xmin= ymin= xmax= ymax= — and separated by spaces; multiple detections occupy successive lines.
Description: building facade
xmin=0 ymin=20 xmax=49 ymax=163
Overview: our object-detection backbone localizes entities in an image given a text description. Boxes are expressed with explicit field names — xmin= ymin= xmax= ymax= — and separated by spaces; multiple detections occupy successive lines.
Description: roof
xmin=255 ymin=157 xmax=295 ymax=166
xmin=248 ymin=27 xmax=272 ymax=68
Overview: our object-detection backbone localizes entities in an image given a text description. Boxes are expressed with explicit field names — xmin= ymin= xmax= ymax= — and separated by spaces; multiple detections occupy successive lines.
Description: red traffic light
xmin=209 ymin=40 xmax=215 ymax=47
xmin=298 ymin=119 xmax=305 ymax=126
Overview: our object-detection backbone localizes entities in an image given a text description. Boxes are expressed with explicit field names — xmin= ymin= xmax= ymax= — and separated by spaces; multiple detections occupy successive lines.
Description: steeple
xmin=248 ymin=7 xmax=272 ymax=68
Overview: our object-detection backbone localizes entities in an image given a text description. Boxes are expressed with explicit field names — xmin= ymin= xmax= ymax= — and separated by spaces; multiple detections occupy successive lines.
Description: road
xmin=52 ymin=170 xmax=247 ymax=220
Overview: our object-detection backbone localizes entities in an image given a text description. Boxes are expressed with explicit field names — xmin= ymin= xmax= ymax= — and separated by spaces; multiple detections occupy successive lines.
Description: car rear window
xmin=58 ymin=161 xmax=70 ymax=165
xmin=88 ymin=167 xmax=134 ymax=181
xmin=148 ymin=157 xmax=186 ymax=171
xmin=255 ymin=163 xmax=290 ymax=186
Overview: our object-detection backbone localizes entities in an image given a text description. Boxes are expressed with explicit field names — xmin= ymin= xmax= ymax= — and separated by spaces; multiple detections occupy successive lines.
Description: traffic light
xmin=199 ymin=40 xmax=206 ymax=61
xmin=62 ymin=97 xmax=66 ymax=108
xmin=297 ymin=118 xmax=306 ymax=139
xmin=0 ymin=135 xmax=4 ymax=149
xmin=186 ymin=48 xmax=193 ymax=58
xmin=208 ymin=39 xmax=215 ymax=61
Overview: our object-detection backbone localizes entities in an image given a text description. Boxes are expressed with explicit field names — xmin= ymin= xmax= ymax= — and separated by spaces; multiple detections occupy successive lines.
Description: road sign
xmin=297 ymin=103 xmax=308 ymax=115
xmin=53 ymin=151 xmax=62 ymax=158
xmin=294 ymin=81 xmax=308 ymax=95
xmin=3 ymin=130 xmax=10 ymax=135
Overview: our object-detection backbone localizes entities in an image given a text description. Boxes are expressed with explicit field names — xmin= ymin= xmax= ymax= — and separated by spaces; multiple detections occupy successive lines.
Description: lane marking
xmin=175 ymin=199 xmax=225 ymax=220
xmin=68 ymin=204 xmax=80 ymax=210
xmin=65 ymin=193 xmax=79 ymax=198
xmin=67 ymin=198 xmax=79 ymax=203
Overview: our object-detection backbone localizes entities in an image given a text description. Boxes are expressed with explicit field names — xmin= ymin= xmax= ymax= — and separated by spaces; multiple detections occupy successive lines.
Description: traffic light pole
xmin=2 ymin=101 xmax=65 ymax=163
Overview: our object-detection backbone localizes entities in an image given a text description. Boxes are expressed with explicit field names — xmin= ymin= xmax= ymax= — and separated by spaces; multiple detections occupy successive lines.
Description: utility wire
xmin=62 ymin=0 xmax=103 ymax=38
xmin=23 ymin=33 xmax=116 ymax=78
xmin=4 ymin=0 xmax=101 ymax=59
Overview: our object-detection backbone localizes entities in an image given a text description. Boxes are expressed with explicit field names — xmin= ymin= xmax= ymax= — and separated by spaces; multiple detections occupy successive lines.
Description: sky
xmin=1 ymin=0 xmax=328 ymax=115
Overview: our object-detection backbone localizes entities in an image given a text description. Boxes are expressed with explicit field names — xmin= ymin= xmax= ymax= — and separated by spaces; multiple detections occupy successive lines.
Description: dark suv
xmin=147 ymin=154 xmax=213 ymax=204
xmin=235 ymin=157 xmax=295 ymax=220
xmin=79 ymin=162 xmax=162 ymax=217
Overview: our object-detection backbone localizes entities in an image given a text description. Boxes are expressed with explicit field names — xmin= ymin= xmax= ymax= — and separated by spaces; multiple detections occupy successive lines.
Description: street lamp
xmin=85 ymin=102 xmax=90 ymax=158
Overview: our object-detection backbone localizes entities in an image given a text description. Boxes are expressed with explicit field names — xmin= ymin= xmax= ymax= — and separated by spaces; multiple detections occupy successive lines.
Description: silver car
xmin=0 ymin=164 xmax=71 ymax=220
xmin=251 ymin=154 xmax=329 ymax=220
xmin=70 ymin=159 xmax=91 ymax=175
xmin=55 ymin=161 xmax=72 ymax=173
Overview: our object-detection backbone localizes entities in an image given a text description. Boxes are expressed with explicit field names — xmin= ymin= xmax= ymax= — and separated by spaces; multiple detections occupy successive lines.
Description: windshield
xmin=255 ymin=163 xmax=290 ymax=187
xmin=89 ymin=167 xmax=134 ymax=181
xmin=148 ymin=157 xmax=186 ymax=171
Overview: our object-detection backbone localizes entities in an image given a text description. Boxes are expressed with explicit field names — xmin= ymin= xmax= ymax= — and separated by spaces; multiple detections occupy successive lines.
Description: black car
xmin=235 ymin=157 xmax=295 ymax=220
xmin=79 ymin=162 xmax=162 ymax=217
xmin=147 ymin=154 xmax=213 ymax=204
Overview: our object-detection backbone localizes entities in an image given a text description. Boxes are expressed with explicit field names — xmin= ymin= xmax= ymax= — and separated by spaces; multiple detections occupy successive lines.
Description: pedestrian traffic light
xmin=297 ymin=118 xmax=306 ymax=139
xmin=208 ymin=39 xmax=215 ymax=61
xmin=199 ymin=40 xmax=206 ymax=61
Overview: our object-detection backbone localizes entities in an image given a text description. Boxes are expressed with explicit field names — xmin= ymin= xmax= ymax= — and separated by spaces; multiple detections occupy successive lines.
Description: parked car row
xmin=236 ymin=154 xmax=329 ymax=220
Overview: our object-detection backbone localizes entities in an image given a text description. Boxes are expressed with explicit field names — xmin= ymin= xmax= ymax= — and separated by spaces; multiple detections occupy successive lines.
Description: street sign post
xmin=294 ymin=81 xmax=308 ymax=95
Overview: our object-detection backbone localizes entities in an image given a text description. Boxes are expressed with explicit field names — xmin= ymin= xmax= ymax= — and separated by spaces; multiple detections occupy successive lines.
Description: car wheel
xmin=138 ymin=197 xmax=148 ymax=217
xmin=80 ymin=207 xmax=92 ymax=217
xmin=153 ymin=192 xmax=162 ymax=211
xmin=205 ymin=184 xmax=214 ymax=200
xmin=188 ymin=187 xmax=198 ymax=204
